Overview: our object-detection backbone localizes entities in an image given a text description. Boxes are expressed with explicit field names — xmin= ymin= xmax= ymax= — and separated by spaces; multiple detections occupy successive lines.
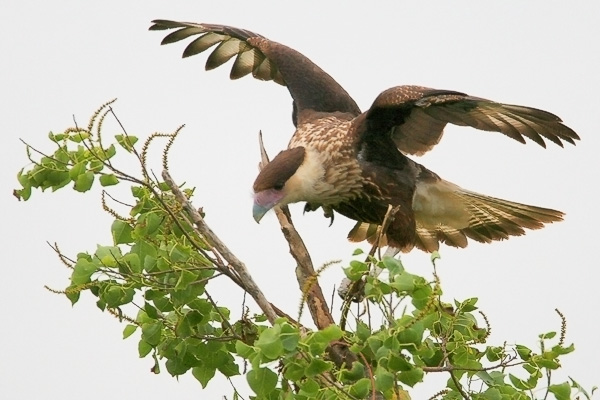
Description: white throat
xmin=281 ymin=147 xmax=328 ymax=205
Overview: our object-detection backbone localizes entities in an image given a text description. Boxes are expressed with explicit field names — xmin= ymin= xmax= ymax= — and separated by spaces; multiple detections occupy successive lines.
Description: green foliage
xmin=16 ymin=103 xmax=595 ymax=400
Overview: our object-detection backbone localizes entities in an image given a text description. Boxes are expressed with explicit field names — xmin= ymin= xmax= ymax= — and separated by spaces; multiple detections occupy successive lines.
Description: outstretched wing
xmin=364 ymin=85 xmax=579 ymax=155
xmin=150 ymin=20 xmax=361 ymax=125
xmin=349 ymin=178 xmax=564 ymax=252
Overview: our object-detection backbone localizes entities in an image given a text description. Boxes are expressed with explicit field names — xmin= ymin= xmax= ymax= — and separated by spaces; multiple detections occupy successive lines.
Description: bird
xmin=150 ymin=20 xmax=579 ymax=254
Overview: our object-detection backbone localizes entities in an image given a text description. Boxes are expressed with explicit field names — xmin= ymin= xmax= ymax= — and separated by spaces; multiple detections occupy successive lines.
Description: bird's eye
xmin=273 ymin=182 xmax=284 ymax=190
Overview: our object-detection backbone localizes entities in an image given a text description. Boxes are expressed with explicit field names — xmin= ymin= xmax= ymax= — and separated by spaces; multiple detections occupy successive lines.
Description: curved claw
xmin=323 ymin=206 xmax=335 ymax=227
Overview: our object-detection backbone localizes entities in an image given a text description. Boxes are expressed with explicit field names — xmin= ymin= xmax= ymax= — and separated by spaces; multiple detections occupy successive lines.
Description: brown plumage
xmin=150 ymin=20 xmax=579 ymax=252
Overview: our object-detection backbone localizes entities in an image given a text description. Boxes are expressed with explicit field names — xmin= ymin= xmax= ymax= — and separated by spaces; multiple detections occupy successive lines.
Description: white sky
xmin=2 ymin=1 xmax=598 ymax=399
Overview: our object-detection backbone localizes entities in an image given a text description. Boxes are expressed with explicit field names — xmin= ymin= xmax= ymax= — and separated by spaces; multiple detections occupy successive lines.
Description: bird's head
xmin=252 ymin=146 xmax=324 ymax=222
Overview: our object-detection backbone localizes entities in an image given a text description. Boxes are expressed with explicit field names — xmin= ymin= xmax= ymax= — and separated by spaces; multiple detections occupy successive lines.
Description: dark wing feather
xmin=348 ymin=178 xmax=564 ymax=253
xmin=150 ymin=20 xmax=361 ymax=125
xmin=364 ymin=85 xmax=579 ymax=155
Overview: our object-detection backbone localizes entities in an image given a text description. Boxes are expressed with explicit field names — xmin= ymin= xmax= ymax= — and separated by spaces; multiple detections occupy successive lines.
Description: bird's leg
xmin=303 ymin=202 xmax=319 ymax=214
xmin=304 ymin=203 xmax=335 ymax=226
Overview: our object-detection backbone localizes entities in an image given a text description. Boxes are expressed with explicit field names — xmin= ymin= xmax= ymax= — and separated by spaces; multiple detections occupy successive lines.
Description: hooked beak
xmin=253 ymin=189 xmax=285 ymax=223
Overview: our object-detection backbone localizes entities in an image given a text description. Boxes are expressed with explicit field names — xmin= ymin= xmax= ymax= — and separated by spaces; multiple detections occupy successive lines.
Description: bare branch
xmin=258 ymin=133 xmax=359 ymax=370
xmin=162 ymin=169 xmax=278 ymax=324
xmin=275 ymin=207 xmax=335 ymax=328
xmin=258 ymin=132 xmax=334 ymax=330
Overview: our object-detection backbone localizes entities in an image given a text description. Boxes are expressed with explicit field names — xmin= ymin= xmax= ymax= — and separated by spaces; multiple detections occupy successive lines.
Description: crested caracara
xmin=151 ymin=20 xmax=579 ymax=253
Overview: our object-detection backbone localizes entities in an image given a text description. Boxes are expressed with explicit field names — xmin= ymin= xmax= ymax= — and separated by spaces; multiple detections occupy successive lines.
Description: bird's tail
xmin=348 ymin=180 xmax=564 ymax=253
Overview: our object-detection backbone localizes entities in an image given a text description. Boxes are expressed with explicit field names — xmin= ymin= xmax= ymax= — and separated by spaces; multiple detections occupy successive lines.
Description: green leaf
xmin=138 ymin=212 xmax=162 ymax=236
xmin=516 ymin=344 xmax=532 ymax=360
xmin=279 ymin=323 xmax=300 ymax=351
xmin=348 ymin=378 xmax=371 ymax=399
xmin=476 ymin=371 xmax=497 ymax=387
xmin=17 ymin=168 xmax=30 ymax=187
xmin=14 ymin=185 xmax=31 ymax=201
xmin=390 ymin=272 xmax=415 ymax=292
xmin=548 ymin=382 xmax=571 ymax=400
xmin=102 ymin=285 xmax=134 ymax=307
xmin=168 ymin=243 xmax=190 ymax=263
xmin=141 ymin=322 xmax=162 ymax=346
xmin=217 ymin=356 xmax=239 ymax=377
xmin=523 ymin=363 xmax=537 ymax=374
xmin=49 ymin=171 xmax=70 ymax=191
xmin=123 ymin=324 xmax=138 ymax=339
xmin=247 ymin=367 xmax=278 ymax=397
xmin=569 ymin=377 xmax=596 ymax=400
xmin=509 ymin=374 xmax=534 ymax=390
xmin=200 ymin=344 xmax=230 ymax=369
xmin=411 ymin=283 xmax=433 ymax=310
xmin=341 ymin=361 xmax=365 ymax=382
xmin=367 ymin=337 xmax=383 ymax=356
xmin=89 ymin=159 xmax=104 ymax=173
xmin=175 ymin=269 xmax=198 ymax=291
xmin=165 ymin=357 xmax=195 ymax=376
xmin=99 ymin=174 xmax=119 ymax=186
xmin=382 ymin=256 xmax=404 ymax=276
xmin=111 ymin=220 xmax=133 ymax=244
xmin=71 ymin=258 xmax=97 ymax=285
xmin=283 ymin=361 xmax=306 ymax=381
xmin=122 ymin=252 xmax=141 ymax=274
xmin=69 ymin=161 xmax=86 ymax=181
xmin=539 ymin=331 xmax=557 ymax=340
xmin=104 ymin=144 xmax=117 ymax=159
xmin=398 ymin=367 xmax=424 ymax=387
xmin=68 ymin=131 xmax=90 ymax=142
xmin=94 ymin=245 xmax=122 ymax=265
xmin=74 ymin=171 xmax=94 ymax=192
xmin=192 ymin=365 xmax=216 ymax=388
xmin=144 ymin=302 xmax=160 ymax=319
xmin=569 ymin=377 xmax=598 ymax=400
xmin=138 ymin=340 xmax=153 ymax=358
xmin=352 ymin=248 xmax=364 ymax=255
xmin=256 ymin=325 xmax=283 ymax=360
xmin=65 ymin=284 xmax=81 ymax=305
xmin=319 ymin=324 xmax=344 ymax=342
xmin=48 ymin=131 xmax=64 ymax=142
xmin=235 ymin=341 xmax=256 ymax=359
xmin=375 ymin=367 xmax=395 ymax=392
xmin=308 ymin=327 xmax=340 ymax=356
xmin=97 ymin=296 xmax=108 ymax=311
xmin=482 ymin=387 xmax=502 ymax=400
xmin=551 ymin=343 xmax=575 ymax=356
xmin=176 ymin=310 xmax=204 ymax=337
xmin=299 ymin=378 xmax=320 ymax=396
xmin=356 ymin=321 xmax=371 ymax=341
xmin=486 ymin=346 xmax=503 ymax=362
xmin=344 ymin=260 xmax=369 ymax=281
xmin=396 ymin=320 xmax=424 ymax=349
xmin=115 ymin=134 xmax=139 ymax=152
xmin=305 ymin=358 xmax=332 ymax=377
xmin=456 ymin=297 xmax=478 ymax=312
xmin=132 ymin=240 xmax=157 ymax=270
xmin=388 ymin=353 xmax=412 ymax=372
xmin=531 ymin=355 xmax=560 ymax=369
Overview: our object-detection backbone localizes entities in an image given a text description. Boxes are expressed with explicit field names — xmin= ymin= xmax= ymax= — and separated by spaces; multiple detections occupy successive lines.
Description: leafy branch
xmin=15 ymin=102 xmax=596 ymax=400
